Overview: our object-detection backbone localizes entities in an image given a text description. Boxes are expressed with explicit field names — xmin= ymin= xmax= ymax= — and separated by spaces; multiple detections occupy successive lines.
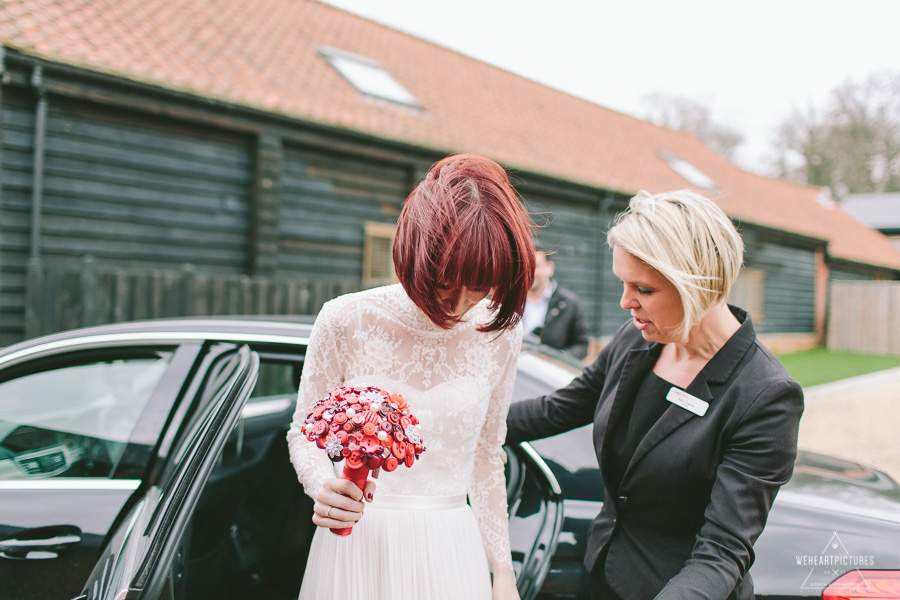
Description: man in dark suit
xmin=523 ymin=249 xmax=590 ymax=359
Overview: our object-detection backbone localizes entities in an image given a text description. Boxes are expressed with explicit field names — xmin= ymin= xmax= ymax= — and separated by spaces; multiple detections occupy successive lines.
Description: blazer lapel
xmin=617 ymin=306 xmax=757 ymax=486
xmin=622 ymin=373 xmax=715 ymax=483
xmin=600 ymin=344 xmax=659 ymax=489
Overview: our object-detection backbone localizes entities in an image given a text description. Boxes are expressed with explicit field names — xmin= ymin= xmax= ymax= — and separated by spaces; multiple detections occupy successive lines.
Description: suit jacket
xmin=507 ymin=307 xmax=803 ymax=600
xmin=534 ymin=285 xmax=590 ymax=359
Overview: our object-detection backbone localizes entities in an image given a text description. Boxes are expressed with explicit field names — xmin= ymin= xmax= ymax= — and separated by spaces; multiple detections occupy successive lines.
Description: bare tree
xmin=772 ymin=71 xmax=900 ymax=195
xmin=773 ymin=104 xmax=838 ymax=191
xmin=642 ymin=92 xmax=745 ymax=161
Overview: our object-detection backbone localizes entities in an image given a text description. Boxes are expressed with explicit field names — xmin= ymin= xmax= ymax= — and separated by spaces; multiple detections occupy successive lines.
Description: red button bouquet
xmin=303 ymin=385 xmax=426 ymax=536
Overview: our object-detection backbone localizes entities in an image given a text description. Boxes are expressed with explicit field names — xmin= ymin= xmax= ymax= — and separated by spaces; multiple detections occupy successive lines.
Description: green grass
xmin=775 ymin=348 xmax=900 ymax=388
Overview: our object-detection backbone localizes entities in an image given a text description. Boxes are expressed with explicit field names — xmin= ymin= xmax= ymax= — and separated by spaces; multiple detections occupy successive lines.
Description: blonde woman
xmin=508 ymin=190 xmax=804 ymax=600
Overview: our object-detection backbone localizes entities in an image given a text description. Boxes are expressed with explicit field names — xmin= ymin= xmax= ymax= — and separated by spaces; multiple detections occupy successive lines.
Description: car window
xmin=0 ymin=352 xmax=172 ymax=480
xmin=251 ymin=358 xmax=301 ymax=401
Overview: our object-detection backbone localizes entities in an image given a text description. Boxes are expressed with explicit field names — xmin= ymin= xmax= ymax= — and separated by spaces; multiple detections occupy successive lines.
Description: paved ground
xmin=798 ymin=366 xmax=900 ymax=482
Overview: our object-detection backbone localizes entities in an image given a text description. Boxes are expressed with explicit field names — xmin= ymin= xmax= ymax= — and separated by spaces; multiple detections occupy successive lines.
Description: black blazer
xmin=534 ymin=285 xmax=590 ymax=359
xmin=508 ymin=307 xmax=803 ymax=600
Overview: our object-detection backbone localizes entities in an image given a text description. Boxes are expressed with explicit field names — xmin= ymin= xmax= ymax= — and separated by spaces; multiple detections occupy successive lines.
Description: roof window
xmin=662 ymin=154 xmax=717 ymax=190
xmin=319 ymin=46 xmax=420 ymax=109
xmin=816 ymin=189 xmax=837 ymax=210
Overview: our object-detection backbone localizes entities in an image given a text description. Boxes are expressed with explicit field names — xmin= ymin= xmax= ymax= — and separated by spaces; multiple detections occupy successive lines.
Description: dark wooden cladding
xmin=742 ymin=237 xmax=816 ymax=334
xmin=250 ymin=131 xmax=283 ymax=276
xmin=523 ymin=189 xmax=604 ymax=337
xmin=5 ymin=49 xmax=888 ymax=349
xmin=828 ymin=259 xmax=897 ymax=282
xmin=1 ymin=86 xmax=255 ymax=344
xmin=34 ymin=106 xmax=253 ymax=270
xmin=0 ymin=93 xmax=37 ymax=345
xmin=278 ymin=146 xmax=408 ymax=280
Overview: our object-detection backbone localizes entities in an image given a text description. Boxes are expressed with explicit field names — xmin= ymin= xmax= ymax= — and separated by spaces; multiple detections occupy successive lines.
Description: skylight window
xmin=319 ymin=46 xmax=420 ymax=108
xmin=815 ymin=189 xmax=837 ymax=210
xmin=662 ymin=155 xmax=717 ymax=190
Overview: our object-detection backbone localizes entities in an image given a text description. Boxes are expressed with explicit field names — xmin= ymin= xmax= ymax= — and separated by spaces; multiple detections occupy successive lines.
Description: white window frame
xmin=363 ymin=222 xmax=399 ymax=287
xmin=319 ymin=46 xmax=421 ymax=109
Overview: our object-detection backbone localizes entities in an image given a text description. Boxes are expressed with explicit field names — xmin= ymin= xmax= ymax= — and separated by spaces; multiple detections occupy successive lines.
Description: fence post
xmin=24 ymin=257 xmax=44 ymax=338
xmin=81 ymin=255 xmax=97 ymax=327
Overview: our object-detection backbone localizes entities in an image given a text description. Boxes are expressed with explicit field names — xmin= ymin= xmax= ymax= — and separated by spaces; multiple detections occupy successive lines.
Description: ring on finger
xmin=325 ymin=507 xmax=332 ymax=519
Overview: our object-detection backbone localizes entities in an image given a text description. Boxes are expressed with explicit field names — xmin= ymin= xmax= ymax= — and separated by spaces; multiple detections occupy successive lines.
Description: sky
xmin=320 ymin=0 xmax=900 ymax=175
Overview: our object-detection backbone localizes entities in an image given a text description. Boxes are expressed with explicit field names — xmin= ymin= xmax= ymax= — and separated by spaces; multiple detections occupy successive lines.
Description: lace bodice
xmin=287 ymin=284 xmax=521 ymax=571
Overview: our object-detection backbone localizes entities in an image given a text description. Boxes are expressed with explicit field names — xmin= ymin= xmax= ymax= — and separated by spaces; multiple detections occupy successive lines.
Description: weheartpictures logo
xmin=797 ymin=531 xmax=875 ymax=591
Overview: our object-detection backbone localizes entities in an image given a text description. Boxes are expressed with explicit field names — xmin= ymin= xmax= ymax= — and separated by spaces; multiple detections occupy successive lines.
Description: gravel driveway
xmin=797 ymin=366 xmax=900 ymax=482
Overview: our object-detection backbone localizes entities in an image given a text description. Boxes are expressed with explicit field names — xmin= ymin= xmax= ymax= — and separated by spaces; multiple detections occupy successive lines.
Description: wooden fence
xmin=828 ymin=281 xmax=900 ymax=356
xmin=24 ymin=258 xmax=360 ymax=339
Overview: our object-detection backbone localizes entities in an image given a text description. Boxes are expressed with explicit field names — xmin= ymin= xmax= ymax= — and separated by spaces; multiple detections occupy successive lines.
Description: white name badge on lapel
xmin=666 ymin=387 xmax=709 ymax=417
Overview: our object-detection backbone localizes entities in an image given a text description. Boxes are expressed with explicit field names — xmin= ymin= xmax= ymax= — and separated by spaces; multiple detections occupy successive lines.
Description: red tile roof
xmin=3 ymin=0 xmax=900 ymax=271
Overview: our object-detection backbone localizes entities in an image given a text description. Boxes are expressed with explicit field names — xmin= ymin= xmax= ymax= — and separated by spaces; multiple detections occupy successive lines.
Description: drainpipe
xmin=22 ymin=63 xmax=50 ymax=337
xmin=814 ymin=246 xmax=829 ymax=347
xmin=29 ymin=65 xmax=48 ymax=261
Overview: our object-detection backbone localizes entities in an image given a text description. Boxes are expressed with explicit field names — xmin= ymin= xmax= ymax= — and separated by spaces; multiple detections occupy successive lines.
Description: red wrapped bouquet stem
xmin=341 ymin=463 xmax=370 ymax=493
xmin=303 ymin=385 xmax=426 ymax=536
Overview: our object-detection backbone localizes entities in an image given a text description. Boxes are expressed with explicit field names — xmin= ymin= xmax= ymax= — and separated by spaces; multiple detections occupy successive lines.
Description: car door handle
xmin=0 ymin=525 xmax=83 ymax=559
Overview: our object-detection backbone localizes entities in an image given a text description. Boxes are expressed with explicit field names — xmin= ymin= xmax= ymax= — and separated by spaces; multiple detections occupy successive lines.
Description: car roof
xmin=0 ymin=316 xmax=317 ymax=360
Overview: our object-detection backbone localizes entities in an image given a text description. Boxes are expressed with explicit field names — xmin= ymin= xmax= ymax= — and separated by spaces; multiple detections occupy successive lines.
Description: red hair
xmin=393 ymin=154 xmax=535 ymax=332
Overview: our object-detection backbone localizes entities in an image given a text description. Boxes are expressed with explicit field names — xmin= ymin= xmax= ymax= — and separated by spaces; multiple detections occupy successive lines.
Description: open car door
xmin=506 ymin=442 xmax=563 ymax=600
xmin=74 ymin=344 xmax=259 ymax=600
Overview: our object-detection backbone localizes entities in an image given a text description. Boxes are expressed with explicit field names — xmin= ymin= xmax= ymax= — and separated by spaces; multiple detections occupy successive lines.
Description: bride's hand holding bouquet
xmin=304 ymin=386 xmax=426 ymax=535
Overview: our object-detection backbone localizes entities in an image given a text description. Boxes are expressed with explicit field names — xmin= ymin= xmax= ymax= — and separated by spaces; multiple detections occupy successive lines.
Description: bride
xmin=286 ymin=154 xmax=535 ymax=600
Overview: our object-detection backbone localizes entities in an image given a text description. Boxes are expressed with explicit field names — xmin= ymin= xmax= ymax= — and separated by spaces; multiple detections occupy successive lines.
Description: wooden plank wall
xmin=1 ymin=54 xmax=857 ymax=348
xmin=828 ymin=281 xmax=900 ymax=356
xmin=37 ymin=102 xmax=253 ymax=272
xmin=740 ymin=230 xmax=817 ymax=334
xmin=278 ymin=146 xmax=409 ymax=281
xmin=829 ymin=266 xmax=876 ymax=282
xmin=522 ymin=187 xmax=605 ymax=337
xmin=596 ymin=201 xmax=628 ymax=337
xmin=0 ymin=90 xmax=254 ymax=345
xmin=0 ymin=91 xmax=37 ymax=346
xmin=24 ymin=259 xmax=358 ymax=339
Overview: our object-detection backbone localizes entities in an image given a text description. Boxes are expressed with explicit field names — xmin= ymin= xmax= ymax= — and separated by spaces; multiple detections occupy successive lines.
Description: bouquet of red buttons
xmin=303 ymin=385 xmax=426 ymax=535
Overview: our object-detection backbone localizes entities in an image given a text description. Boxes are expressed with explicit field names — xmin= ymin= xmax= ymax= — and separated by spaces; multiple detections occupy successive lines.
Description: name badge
xmin=666 ymin=387 xmax=709 ymax=417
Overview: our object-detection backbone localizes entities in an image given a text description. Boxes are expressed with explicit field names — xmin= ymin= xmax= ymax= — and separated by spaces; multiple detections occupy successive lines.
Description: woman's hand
xmin=311 ymin=477 xmax=378 ymax=530
xmin=491 ymin=566 xmax=520 ymax=600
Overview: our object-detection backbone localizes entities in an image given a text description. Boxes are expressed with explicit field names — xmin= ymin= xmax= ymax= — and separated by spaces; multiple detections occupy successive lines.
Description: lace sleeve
xmin=286 ymin=300 xmax=344 ymax=500
xmin=467 ymin=325 xmax=522 ymax=572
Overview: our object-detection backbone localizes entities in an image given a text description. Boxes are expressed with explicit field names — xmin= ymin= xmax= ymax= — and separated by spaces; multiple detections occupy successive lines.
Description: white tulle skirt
xmin=298 ymin=494 xmax=492 ymax=599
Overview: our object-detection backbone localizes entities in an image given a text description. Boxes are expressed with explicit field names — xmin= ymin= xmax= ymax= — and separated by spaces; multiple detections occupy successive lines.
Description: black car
xmin=1 ymin=317 xmax=898 ymax=600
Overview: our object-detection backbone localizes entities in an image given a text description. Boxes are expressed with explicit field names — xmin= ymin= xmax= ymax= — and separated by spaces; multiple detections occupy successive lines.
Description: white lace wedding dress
xmin=286 ymin=284 xmax=521 ymax=599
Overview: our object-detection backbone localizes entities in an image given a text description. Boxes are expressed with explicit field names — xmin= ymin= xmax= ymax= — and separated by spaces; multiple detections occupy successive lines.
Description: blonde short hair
xmin=607 ymin=190 xmax=744 ymax=338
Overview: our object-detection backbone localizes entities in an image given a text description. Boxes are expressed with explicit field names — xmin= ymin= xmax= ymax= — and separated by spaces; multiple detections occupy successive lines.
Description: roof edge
xmin=826 ymin=255 xmax=900 ymax=277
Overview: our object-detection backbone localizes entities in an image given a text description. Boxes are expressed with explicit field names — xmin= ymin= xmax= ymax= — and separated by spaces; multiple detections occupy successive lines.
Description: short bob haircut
xmin=393 ymin=154 xmax=535 ymax=333
xmin=607 ymin=189 xmax=744 ymax=339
